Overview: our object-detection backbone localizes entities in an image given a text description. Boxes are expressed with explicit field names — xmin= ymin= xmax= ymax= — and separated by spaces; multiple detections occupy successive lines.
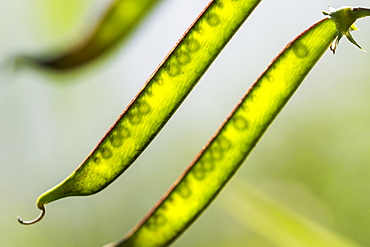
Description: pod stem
xmin=17 ymin=205 xmax=46 ymax=225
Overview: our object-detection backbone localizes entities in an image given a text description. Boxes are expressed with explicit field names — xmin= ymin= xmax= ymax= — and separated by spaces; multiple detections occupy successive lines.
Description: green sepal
xmin=349 ymin=23 xmax=359 ymax=31
xmin=323 ymin=5 xmax=370 ymax=53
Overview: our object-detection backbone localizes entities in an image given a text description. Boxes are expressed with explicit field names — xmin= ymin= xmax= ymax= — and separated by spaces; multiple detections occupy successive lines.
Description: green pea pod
xmin=106 ymin=7 xmax=370 ymax=247
xmin=17 ymin=0 xmax=162 ymax=70
xmin=18 ymin=0 xmax=262 ymax=224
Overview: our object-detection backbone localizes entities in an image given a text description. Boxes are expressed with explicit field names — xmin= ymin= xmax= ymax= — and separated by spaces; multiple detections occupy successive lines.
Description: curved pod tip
xmin=17 ymin=205 xmax=46 ymax=225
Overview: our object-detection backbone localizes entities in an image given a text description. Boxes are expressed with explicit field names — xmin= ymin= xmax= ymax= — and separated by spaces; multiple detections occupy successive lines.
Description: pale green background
xmin=1 ymin=0 xmax=370 ymax=246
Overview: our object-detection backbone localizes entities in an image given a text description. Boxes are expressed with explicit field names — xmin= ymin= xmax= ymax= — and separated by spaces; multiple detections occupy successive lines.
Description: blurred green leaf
xmin=17 ymin=0 xmax=162 ymax=70
xmin=220 ymin=179 xmax=363 ymax=247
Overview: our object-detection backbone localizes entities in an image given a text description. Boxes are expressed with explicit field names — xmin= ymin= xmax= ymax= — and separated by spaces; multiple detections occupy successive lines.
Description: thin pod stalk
xmin=18 ymin=0 xmax=262 ymax=224
xmin=106 ymin=17 xmax=342 ymax=247
xmin=16 ymin=0 xmax=162 ymax=70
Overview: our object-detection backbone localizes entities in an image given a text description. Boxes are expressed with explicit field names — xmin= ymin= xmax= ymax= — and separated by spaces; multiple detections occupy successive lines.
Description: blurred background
xmin=1 ymin=0 xmax=370 ymax=246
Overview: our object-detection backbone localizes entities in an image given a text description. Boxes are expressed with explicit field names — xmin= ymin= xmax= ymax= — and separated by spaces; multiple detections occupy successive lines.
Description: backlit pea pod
xmin=17 ymin=0 xmax=162 ymax=70
xmin=107 ymin=9 xmax=369 ymax=246
xmin=18 ymin=0 xmax=262 ymax=225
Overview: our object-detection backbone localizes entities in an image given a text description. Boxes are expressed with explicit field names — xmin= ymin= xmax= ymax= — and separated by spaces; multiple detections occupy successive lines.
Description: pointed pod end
xmin=17 ymin=205 xmax=46 ymax=225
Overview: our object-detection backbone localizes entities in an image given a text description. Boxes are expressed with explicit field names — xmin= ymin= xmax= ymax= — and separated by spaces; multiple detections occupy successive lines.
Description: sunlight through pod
xmin=18 ymin=0 xmax=262 ymax=224
xmin=106 ymin=6 xmax=370 ymax=246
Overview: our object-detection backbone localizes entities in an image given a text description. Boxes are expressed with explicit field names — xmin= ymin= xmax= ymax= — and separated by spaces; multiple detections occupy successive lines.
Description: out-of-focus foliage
xmin=1 ymin=0 xmax=370 ymax=247
xmin=16 ymin=0 xmax=162 ymax=71
xmin=221 ymin=179 xmax=361 ymax=247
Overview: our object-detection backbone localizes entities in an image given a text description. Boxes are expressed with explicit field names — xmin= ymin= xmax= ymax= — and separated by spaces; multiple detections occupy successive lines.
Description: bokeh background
xmin=1 ymin=0 xmax=370 ymax=246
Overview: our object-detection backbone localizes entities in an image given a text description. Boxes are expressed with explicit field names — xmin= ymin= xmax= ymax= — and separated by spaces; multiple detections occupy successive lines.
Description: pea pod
xmin=18 ymin=0 xmax=262 ymax=224
xmin=17 ymin=0 xmax=162 ymax=70
xmin=107 ymin=7 xmax=370 ymax=247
